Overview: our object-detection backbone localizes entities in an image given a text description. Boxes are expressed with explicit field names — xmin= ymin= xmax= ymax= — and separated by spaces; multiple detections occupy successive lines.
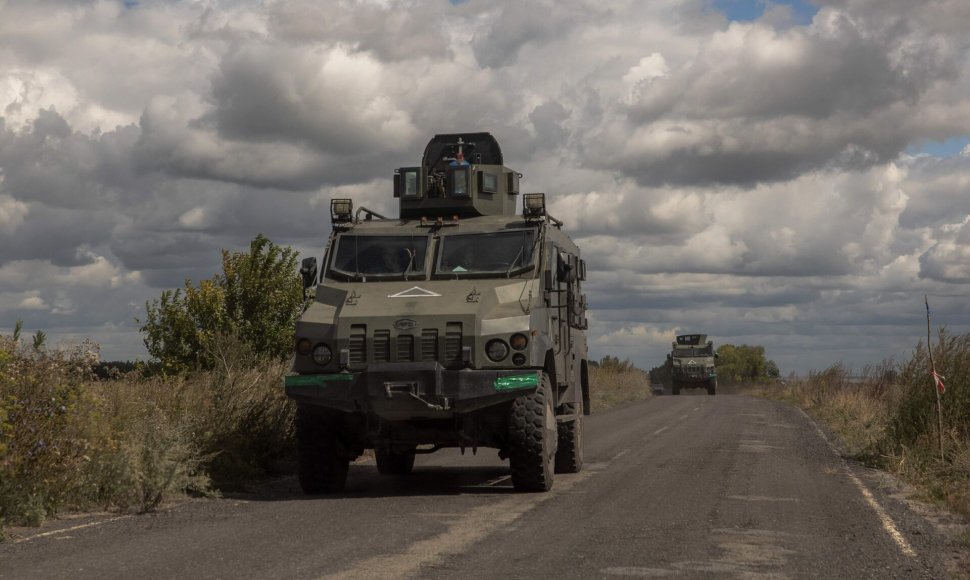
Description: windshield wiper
xmin=505 ymin=246 xmax=525 ymax=278
xmin=400 ymin=248 xmax=415 ymax=281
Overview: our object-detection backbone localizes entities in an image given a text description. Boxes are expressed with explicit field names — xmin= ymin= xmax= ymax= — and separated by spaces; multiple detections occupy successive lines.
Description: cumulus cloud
xmin=919 ymin=217 xmax=970 ymax=282
xmin=18 ymin=294 xmax=47 ymax=310
xmin=0 ymin=0 xmax=968 ymax=373
xmin=205 ymin=43 xmax=418 ymax=153
xmin=469 ymin=1 xmax=598 ymax=69
xmin=0 ymin=193 xmax=29 ymax=234
xmin=586 ymin=7 xmax=963 ymax=186
xmin=267 ymin=1 xmax=451 ymax=61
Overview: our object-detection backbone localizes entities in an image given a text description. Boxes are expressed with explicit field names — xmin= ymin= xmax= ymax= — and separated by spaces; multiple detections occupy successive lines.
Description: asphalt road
xmin=2 ymin=394 xmax=966 ymax=579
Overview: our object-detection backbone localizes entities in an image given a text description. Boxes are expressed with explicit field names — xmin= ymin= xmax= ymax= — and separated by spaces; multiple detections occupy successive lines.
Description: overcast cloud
xmin=2 ymin=0 xmax=970 ymax=374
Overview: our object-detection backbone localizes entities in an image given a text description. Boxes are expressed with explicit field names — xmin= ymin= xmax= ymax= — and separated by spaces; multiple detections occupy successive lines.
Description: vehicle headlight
xmin=312 ymin=343 xmax=333 ymax=366
xmin=296 ymin=337 xmax=312 ymax=356
xmin=510 ymin=333 xmax=529 ymax=351
xmin=486 ymin=339 xmax=510 ymax=362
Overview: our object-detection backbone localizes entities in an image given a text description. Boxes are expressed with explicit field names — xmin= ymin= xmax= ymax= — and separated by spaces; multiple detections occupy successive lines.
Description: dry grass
xmin=755 ymin=347 xmax=970 ymax=518
xmin=763 ymin=364 xmax=893 ymax=462
xmin=0 ymin=333 xmax=293 ymax=533
xmin=589 ymin=365 xmax=653 ymax=411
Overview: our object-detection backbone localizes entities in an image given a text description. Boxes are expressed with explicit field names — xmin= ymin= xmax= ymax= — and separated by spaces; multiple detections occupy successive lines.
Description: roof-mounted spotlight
xmin=522 ymin=193 xmax=546 ymax=218
xmin=331 ymin=198 xmax=353 ymax=224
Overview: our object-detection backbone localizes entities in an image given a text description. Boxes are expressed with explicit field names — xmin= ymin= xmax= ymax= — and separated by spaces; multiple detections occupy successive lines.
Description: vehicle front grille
xmin=349 ymin=324 xmax=366 ymax=364
xmin=444 ymin=322 xmax=462 ymax=364
xmin=347 ymin=323 xmax=462 ymax=366
xmin=374 ymin=329 xmax=391 ymax=362
xmin=397 ymin=334 xmax=414 ymax=362
xmin=420 ymin=329 xmax=438 ymax=361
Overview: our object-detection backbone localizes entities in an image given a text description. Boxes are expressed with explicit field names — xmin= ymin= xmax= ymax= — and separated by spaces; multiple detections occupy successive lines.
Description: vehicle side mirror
xmin=300 ymin=257 xmax=318 ymax=291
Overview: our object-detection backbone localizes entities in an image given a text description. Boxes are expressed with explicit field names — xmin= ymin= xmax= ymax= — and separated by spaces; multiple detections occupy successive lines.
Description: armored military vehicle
xmin=285 ymin=132 xmax=589 ymax=493
xmin=667 ymin=334 xmax=717 ymax=396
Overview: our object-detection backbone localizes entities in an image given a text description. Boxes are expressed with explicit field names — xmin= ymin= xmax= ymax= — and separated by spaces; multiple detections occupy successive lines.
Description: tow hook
xmin=384 ymin=382 xmax=451 ymax=411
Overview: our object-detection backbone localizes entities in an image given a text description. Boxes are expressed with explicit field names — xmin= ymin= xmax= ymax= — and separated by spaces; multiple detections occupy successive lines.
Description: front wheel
xmin=508 ymin=373 xmax=557 ymax=492
xmin=375 ymin=447 xmax=416 ymax=475
xmin=296 ymin=405 xmax=350 ymax=494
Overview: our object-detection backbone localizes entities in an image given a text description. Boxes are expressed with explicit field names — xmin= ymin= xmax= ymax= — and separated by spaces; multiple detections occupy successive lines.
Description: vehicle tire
xmin=296 ymin=405 xmax=350 ymax=494
xmin=375 ymin=447 xmax=416 ymax=475
xmin=707 ymin=379 xmax=717 ymax=396
xmin=508 ymin=372 xmax=557 ymax=491
xmin=555 ymin=400 xmax=583 ymax=474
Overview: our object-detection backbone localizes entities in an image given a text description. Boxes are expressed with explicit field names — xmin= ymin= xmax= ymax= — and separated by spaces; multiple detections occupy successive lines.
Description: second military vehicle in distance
xmin=285 ymin=132 xmax=590 ymax=493
xmin=667 ymin=334 xmax=717 ymax=396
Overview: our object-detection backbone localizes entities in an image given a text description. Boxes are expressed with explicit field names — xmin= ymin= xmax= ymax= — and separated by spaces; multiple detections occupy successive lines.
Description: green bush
xmin=716 ymin=344 xmax=776 ymax=383
xmin=140 ymin=234 xmax=305 ymax=373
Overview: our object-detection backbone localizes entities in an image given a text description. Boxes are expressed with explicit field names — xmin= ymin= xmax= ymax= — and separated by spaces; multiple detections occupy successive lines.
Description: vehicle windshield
xmin=329 ymin=235 xmax=429 ymax=279
xmin=673 ymin=347 xmax=714 ymax=357
xmin=436 ymin=230 xmax=536 ymax=277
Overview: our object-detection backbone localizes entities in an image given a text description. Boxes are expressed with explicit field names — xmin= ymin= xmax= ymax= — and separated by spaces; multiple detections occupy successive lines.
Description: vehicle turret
xmin=674 ymin=334 xmax=709 ymax=347
xmin=393 ymin=132 xmax=522 ymax=218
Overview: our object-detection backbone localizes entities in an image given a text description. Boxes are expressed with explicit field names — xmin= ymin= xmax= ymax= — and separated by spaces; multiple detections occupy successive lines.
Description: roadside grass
xmin=589 ymin=365 xmax=653 ymax=411
xmin=0 ymin=333 xmax=294 ymax=534
xmin=754 ymin=330 xmax=970 ymax=518
xmin=763 ymin=362 xmax=894 ymax=463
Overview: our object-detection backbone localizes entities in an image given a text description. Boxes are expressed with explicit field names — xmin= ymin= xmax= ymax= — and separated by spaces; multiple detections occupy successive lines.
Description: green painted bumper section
xmin=493 ymin=373 xmax=539 ymax=391
xmin=284 ymin=373 xmax=355 ymax=388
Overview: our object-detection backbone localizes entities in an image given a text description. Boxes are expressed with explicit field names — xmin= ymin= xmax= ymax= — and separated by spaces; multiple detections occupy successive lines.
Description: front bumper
xmin=673 ymin=372 xmax=716 ymax=383
xmin=284 ymin=362 xmax=539 ymax=420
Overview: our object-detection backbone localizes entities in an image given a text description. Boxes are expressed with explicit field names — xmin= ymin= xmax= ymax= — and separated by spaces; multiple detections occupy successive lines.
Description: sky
xmin=2 ymin=0 xmax=970 ymax=375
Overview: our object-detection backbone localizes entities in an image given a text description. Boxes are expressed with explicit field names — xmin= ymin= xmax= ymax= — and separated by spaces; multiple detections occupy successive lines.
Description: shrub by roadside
xmin=0 ymin=332 xmax=293 ymax=533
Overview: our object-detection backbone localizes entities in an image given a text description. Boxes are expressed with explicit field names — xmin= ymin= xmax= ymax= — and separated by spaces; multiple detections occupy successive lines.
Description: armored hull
xmin=285 ymin=133 xmax=589 ymax=492
xmin=668 ymin=334 xmax=718 ymax=396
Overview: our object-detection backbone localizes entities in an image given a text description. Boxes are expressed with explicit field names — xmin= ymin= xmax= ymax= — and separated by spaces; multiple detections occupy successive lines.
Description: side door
xmin=557 ymin=251 xmax=588 ymax=387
